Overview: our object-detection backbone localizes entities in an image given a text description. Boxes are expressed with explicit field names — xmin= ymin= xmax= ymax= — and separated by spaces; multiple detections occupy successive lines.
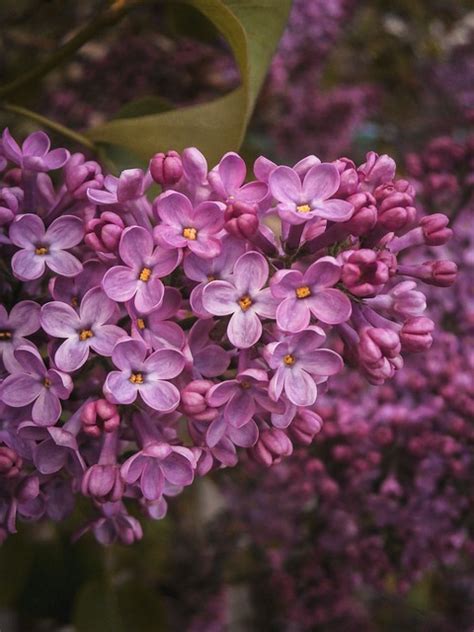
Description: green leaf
xmin=113 ymin=96 xmax=173 ymax=120
xmin=87 ymin=0 xmax=292 ymax=166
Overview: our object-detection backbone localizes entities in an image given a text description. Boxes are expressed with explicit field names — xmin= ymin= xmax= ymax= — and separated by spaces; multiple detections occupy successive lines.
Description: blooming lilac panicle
xmin=0 ymin=127 xmax=455 ymax=544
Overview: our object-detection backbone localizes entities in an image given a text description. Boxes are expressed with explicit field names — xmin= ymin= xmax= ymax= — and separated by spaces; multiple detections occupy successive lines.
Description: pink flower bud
xmin=341 ymin=249 xmax=390 ymax=297
xmin=81 ymin=399 xmax=120 ymax=437
xmin=374 ymin=180 xmax=416 ymax=232
xmin=419 ymin=213 xmax=453 ymax=246
xmin=287 ymin=409 xmax=323 ymax=446
xmin=400 ymin=317 xmax=434 ymax=352
xmin=150 ymin=151 xmax=183 ymax=186
xmin=0 ymin=446 xmax=22 ymax=478
xmin=85 ymin=211 xmax=124 ymax=256
xmin=182 ymin=380 xmax=218 ymax=422
xmin=333 ymin=157 xmax=359 ymax=197
xmin=358 ymin=152 xmax=396 ymax=190
xmin=224 ymin=200 xmax=259 ymax=238
xmin=81 ymin=464 xmax=124 ymax=502
xmin=399 ymin=260 xmax=458 ymax=287
xmin=249 ymin=428 xmax=293 ymax=467
xmin=342 ymin=192 xmax=377 ymax=235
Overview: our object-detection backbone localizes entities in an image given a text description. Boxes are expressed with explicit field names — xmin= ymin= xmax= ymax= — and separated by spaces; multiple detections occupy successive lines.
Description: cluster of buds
xmin=0 ymin=128 xmax=455 ymax=543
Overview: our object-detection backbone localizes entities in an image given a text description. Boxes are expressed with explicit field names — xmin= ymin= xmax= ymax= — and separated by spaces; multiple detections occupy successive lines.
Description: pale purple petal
xmin=217 ymin=152 xmax=246 ymax=196
xmin=134 ymin=276 xmax=164 ymax=313
xmin=206 ymin=415 xmax=227 ymax=448
xmin=11 ymin=250 xmax=45 ymax=281
xmin=308 ymin=288 xmax=352 ymax=324
xmin=192 ymin=201 xmax=225 ymax=232
xmin=89 ymin=325 xmax=125 ymax=356
xmin=227 ymin=309 xmax=262 ymax=348
xmin=1 ymin=373 xmax=42 ymax=406
xmin=228 ymin=420 xmax=258 ymax=447
xmin=269 ymin=367 xmax=286 ymax=402
xmin=150 ymin=246 xmax=181 ymax=277
xmin=145 ymin=348 xmax=185 ymax=380
xmin=55 ymin=337 xmax=90 ymax=372
xmin=79 ymin=287 xmax=116 ymax=326
xmin=45 ymin=215 xmax=83 ymax=248
xmin=141 ymin=461 xmax=164 ymax=500
xmin=284 ymin=367 xmax=317 ymax=407
xmin=207 ymin=380 xmax=238 ymax=407
xmin=9 ymin=301 xmax=41 ymax=335
xmin=269 ymin=166 xmax=302 ymax=204
xmin=313 ymin=199 xmax=353 ymax=222
xmin=226 ymin=390 xmax=255 ymax=428
xmin=298 ymin=349 xmax=343 ymax=377
xmin=276 ymin=297 xmax=310 ymax=333
xmin=202 ymin=281 xmax=239 ymax=316
xmin=304 ymin=259 xmax=341 ymax=289
xmin=116 ymin=169 xmax=145 ymax=202
xmin=42 ymin=148 xmax=69 ymax=170
xmin=23 ymin=131 xmax=50 ymax=156
xmin=187 ymin=237 xmax=221 ymax=259
xmin=140 ymin=380 xmax=180 ymax=412
xmin=41 ymin=301 xmax=79 ymax=337
xmin=87 ymin=188 xmax=117 ymax=205
xmin=46 ymin=251 xmax=83 ymax=277
xmin=119 ymin=226 xmax=153 ymax=268
xmin=161 ymin=452 xmax=194 ymax=486
xmin=34 ymin=440 xmax=67 ymax=474
xmin=194 ymin=345 xmax=230 ymax=377
xmin=102 ymin=266 xmax=138 ymax=302
xmin=2 ymin=128 xmax=22 ymax=163
xmin=14 ymin=346 xmax=46 ymax=377
xmin=233 ymin=251 xmax=268 ymax=294
xmin=104 ymin=371 xmax=138 ymax=404
xmin=146 ymin=321 xmax=185 ymax=350
xmin=9 ymin=214 xmax=44 ymax=248
xmin=32 ymin=388 xmax=61 ymax=425
xmin=253 ymin=288 xmax=277 ymax=319
xmin=270 ymin=270 xmax=303 ymax=299
xmin=112 ymin=338 xmax=146 ymax=370
xmin=154 ymin=224 xmax=187 ymax=249
xmin=155 ymin=191 xmax=192 ymax=226
xmin=121 ymin=453 xmax=146 ymax=484
xmin=238 ymin=181 xmax=268 ymax=203
xmin=303 ymin=163 xmax=340 ymax=201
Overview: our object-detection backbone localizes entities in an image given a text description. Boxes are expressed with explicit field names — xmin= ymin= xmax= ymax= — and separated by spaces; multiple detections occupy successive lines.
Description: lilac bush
xmin=0 ymin=128 xmax=456 ymax=544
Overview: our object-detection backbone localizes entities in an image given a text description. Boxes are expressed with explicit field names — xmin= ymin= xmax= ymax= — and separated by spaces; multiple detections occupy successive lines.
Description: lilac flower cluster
xmin=0 ymin=128 xmax=455 ymax=544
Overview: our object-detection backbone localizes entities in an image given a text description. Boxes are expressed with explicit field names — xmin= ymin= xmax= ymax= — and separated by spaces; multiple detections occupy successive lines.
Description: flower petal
xmin=9 ymin=301 xmax=41 ymax=336
xmin=227 ymin=309 xmax=262 ymax=349
xmin=284 ymin=367 xmax=317 ymax=407
xmin=155 ymin=191 xmax=192 ymax=227
xmin=304 ymin=259 xmax=341 ymax=289
xmin=22 ymin=131 xmax=50 ymax=157
xmin=276 ymin=297 xmax=310 ymax=333
xmin=303 ymin=163 xmax=340 ymax=201
xmin=299 ymin=349 xmax=343 ymax=377
xmin=79 ymin=287 xmax=116 ymax=326
xmin=202 ymin=280 xmax=238 ymax=316
xmin=119 ymin=226 xmax=153 ymax=268
xmin=32 ymin=388 xmax=61 ymax=425
xmin=141 ymin=460 xmax=164 ymax=500
xmin=9 ymin=214 xmax=44 ymax=248
xmin=225 ymin=390 xmax=255 ymax=428
xmin=308 ymin=288 xmax=352 ymax=325
xmin=269 ymin=166 xmax=302 ymax=204
xmin=134 ymin=276 xmax=164 ymax=313
xmin=140 ymin=380 xmax=180 ymax=412
xmin=46 ymin=250 xmax=83 ymax=277
xmin=1 ymin=373 xmax=42 ymax=406
xmin=90 ymin=325 xmax=125 ymax=356
xmin=313 ymin=199 xmax=353 ymax=222
xmin=45 ymin=215 xmax=84 ymax=248
xmin=11 ymin=250 xmax=45 ymax=281
xmin=41 ymin=301 xmax=79 ymax=337
xmin=55 ymin=337 xmax=90 ymax=372
xmin=104 ymin=371 xmax=138 ymax=404
xmin=102 ymin=265 xmax=138 ymax=302
xmin=161 ymin=452 xmax=194 ymax=486
xmin=233 ymin=251 xmax=269 ymax=294
xmin=112 ymin=338 xmax=146 ymax=370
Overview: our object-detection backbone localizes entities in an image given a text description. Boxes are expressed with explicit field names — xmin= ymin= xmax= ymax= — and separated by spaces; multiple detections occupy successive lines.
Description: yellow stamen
xmin=238 ymin=295 xmax=253 ymax=311
xmin=35 ymin=246 xmax=49 ymax=255
xmin=295 ymin=286 xmax=311 ymax=299
xmin=283 ymin=354 xmax=296 ymax=366
xmin=139 ymin=267 xmax=152 ymax=282
xmin=0 ymin=331 xmax=12 ymax=339
xmin=296 ymin=204 xmax=311 ymax=214
xmin=43 ymin=377 xmax=52 ymax=388
xmin=79 ymin=329 xmax=93 ymax=341
xmin=241 ymin=381 xmax=252 ymax=390
xmin=71 ymin=296 xmax=79 ymax=307
xmin=129 ymin=372 xmax=144 ymax=384
xmin=207 ymin=274 xmax=216 ymax=282
xmin=137 ymin=318 xmax=146 ymax=330
xmin=183 ymin=227 xmax=197 ymax=240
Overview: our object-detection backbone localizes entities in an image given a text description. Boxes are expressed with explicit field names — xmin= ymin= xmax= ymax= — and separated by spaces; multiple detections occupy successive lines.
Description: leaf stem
xmin=1 ymin=102 xmax=97 ymax=152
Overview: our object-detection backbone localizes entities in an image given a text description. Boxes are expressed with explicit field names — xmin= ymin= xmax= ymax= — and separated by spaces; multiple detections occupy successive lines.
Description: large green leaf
xmin=87 ymin=0 xmax=291 ymax=166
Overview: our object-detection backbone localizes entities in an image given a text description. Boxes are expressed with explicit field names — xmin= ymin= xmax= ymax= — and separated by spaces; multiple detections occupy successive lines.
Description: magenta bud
xmin=358 ymin=152 xmax=396 ymax=190
xmin=374 ymin=181 xmax=417 ymax=232
xmin=342 ymin=192 xmax=378 ymax=235
xmin=81 ymin=399 xmax=120 ymax=437
xmin=81 ymin=464 xmax=124 ymax=502
xmin=419 ymin=213 xmax=453 ymax=246
xmin=287 ymin=409 xmax=323 ymax=446
xmin=182 ymin=380 xmax=218 ymax=422
xmin=85 ymin=211 xmax=124 ymax=255
xmin=150 ymin=151 xmax=183 ymax=186
xmin=425 ymin=260 xmax=458 ymax=287
xmin=250 ymin=428 xmax=293 ymax=467
xmin=341 ymin=249 xmax=390 ymax=297
xmin=0 ymin=446 xmax=22 ymax=478
xmin=400 ymin=317 xmax=434 ymax=352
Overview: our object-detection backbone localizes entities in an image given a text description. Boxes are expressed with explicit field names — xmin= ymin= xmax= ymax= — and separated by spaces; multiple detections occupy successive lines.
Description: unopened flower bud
xmin=224 ymin=201 xmax=259 ymax=239
xmin=0 ymin=446 xmax=22 ymax=478
xmin=374 ymin=180 xmax=416 ymax=232
xmin=287 ymin=409 xmax=323 ymax=446
xmin=400 ymin=317 xmax=434 ymax=352
xmin=150 ymin=151 xmax=183 ymax=186
xmin=342 ymin=192 xmax=377 ymax=234
xmin=85 ymin=211 xmax=124 ymax=256
xmin=65 ymin=153 xmax=104 ymax=199
xmin=82 ymin=464 xmax=124 ymax=502
xmin=341 ymin=249 xmax=390 ymax=297
xmin=81 ymin=399 xmax=120 ymax=437
xmin=419 ymin=213 xmax=453 ymax=246
xmin=249 ymin=428 xmax=293 ymax=467
xmin=182 ymin=380 xmax=218 ymax=422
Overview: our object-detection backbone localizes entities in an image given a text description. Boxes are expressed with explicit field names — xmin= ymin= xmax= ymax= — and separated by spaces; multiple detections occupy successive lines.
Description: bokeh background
xmin=0 ymin=1 xmax=473 ymax=630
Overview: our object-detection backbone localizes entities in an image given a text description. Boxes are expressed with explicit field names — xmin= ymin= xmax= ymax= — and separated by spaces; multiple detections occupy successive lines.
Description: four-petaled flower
xmin=2 ymin=128 xmax=69 ymax=172
xmin=41 ymin=286 xmax=126 ymax=372
xmin=269 ymin=162 xmax=353 ymax=225
xmin=267 ymin=330 xmax=343 ymax=407
xmin=9 ymin=214 xmax=84 ymax=280
xmin=153 ymin=191 xmax=225 ymax=259
xmin=1 ymin=346 xmax=72 ymax=425
xmin=208 ymin=152 xmax=268 ymax=204
xmin=271 ymin=258 xmax=352 ymax=332
xmin=202 ymin=251 xmax=277 ymax=348
xmin=102 ymin=225 xmax=180 ymax=313
xmin=0 ymin=301 xmax=40 ymax=373
xmin=104 ymin=338 xmax=184 ymax=412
